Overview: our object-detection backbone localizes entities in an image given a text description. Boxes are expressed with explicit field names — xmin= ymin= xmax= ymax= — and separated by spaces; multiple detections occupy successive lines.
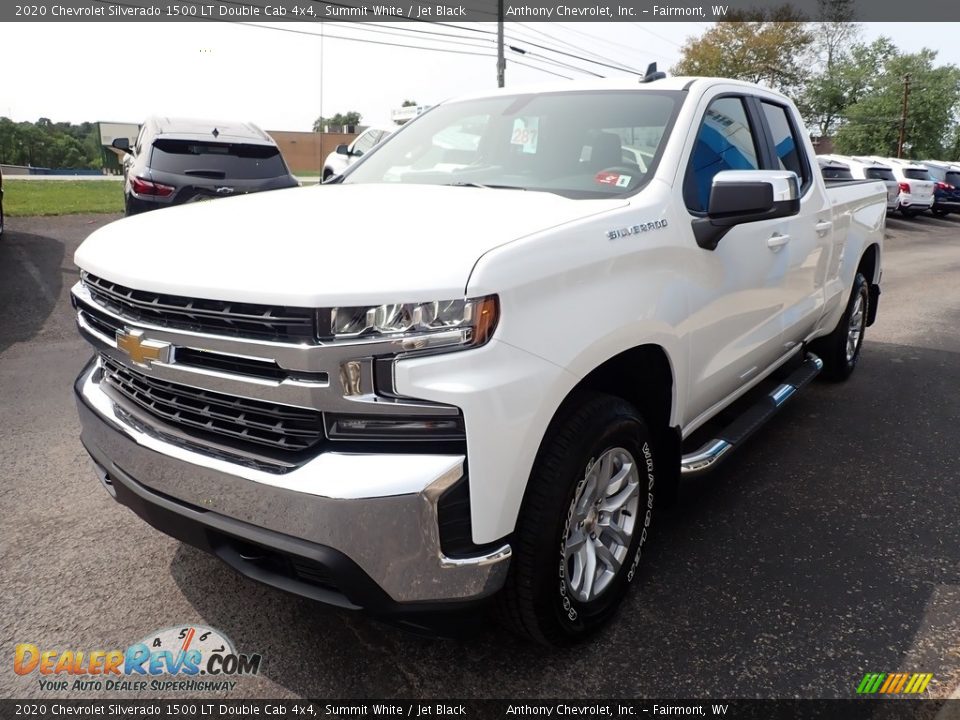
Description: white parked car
xmin=870 ymin=157 xmax=935 ymax=216
xmin=72 ymin=76 xmax=886 ymax=645
xmin=822 ymin=155 xmax=899 ymax=212
xmin=322 ymin=125 xmax=393 ymax=181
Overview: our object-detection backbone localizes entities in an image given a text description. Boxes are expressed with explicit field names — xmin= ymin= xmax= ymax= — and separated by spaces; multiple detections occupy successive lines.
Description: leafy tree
xmin=401 ymin=99 xmax=418 ymax=107
xmin=834 ymin=43 xmax=960 ymax=159
xmin=671 ymin=8 xmax=814 ymax=97
xmin=0 ymin=116 xmax=103 ymax=168
xmin=312 ymin=111 xmax=362 ymax=132
xmin=801 ymin=0 xmax=862 ymax=136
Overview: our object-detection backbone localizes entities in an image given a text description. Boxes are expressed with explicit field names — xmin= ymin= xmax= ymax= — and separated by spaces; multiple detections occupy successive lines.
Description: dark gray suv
xmin=113 ymin=117 xmax=298 ymax=216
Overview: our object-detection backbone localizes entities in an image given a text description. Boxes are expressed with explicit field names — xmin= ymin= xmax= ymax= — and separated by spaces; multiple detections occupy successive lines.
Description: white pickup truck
xmin=72 ymin=75 xmax=885 ymax=645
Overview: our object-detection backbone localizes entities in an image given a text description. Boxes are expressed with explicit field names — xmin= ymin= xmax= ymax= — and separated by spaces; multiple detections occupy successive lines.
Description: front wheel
xmin=811 ymin=272 xmax=869 ymax=382
xmin=498 ymin=393 xmax=657 ymax=646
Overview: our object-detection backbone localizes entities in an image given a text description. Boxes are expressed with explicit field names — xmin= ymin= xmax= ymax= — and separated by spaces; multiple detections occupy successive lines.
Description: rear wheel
xmin=498 ymin=392 xmax=657 ymax=646
xmin=933 ymin=208 xmax=949 ymax=216
xmin=811 ymin=272 xmax=869 ymax=382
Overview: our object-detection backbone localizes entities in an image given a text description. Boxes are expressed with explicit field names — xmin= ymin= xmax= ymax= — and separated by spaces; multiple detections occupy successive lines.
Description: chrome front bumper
xmin=75 ymin=358 xmax=511 ymax=608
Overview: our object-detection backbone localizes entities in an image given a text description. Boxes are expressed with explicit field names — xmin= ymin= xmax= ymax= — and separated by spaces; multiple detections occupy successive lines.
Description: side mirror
xmin=693 ymin=170 xmax=800 ymax=250
xmin=335 ymin=144 xmax=350 ymax=156
xmin=111 ymin=137 xmax=132 ymax=154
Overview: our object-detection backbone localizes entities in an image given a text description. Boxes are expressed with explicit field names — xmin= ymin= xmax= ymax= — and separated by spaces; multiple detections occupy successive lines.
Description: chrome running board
xmin=680 ymin=353 xmax=824 ymax=477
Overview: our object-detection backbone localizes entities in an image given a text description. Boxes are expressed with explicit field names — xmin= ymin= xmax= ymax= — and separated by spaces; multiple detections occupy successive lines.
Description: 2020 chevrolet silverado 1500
xmin=72 ymin=76 xmax=886 ymax=645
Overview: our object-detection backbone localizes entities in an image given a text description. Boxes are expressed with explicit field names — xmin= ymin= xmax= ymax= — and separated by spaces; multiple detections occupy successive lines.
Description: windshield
xmin=343 ymin=90 xmax=683 ymax=198
xmin=865 ymin=167 xmax=896 ymax=182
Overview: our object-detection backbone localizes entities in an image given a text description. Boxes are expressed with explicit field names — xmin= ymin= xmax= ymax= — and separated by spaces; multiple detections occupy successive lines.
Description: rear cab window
xmin=760 ymin=101 xmax=811 ymax=192
xmin=149 ymin=139 xmax=289 ymax=179
xmin=903 ymin=168 xmax=932 ymax=181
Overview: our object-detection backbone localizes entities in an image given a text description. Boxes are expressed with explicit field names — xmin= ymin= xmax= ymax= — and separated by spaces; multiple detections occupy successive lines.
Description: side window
xmin=351 ymin=130 xmax=377 ymax=157
xmin=684 ymin=97 xmax=761 ymax=213
xmin=760 ymin=102 xmax=810 ymax=190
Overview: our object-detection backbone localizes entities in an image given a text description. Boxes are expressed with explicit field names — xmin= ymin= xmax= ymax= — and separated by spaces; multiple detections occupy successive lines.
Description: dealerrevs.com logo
xmin=14 ymin=625 xmax=262 ymax=693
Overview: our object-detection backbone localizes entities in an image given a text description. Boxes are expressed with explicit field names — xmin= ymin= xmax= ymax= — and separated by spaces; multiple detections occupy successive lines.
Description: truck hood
xmin=75 ymin=184 xmax=624 ymax=306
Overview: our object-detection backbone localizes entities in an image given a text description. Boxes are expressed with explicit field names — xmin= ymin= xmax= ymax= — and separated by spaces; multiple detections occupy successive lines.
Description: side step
xmin=680 ymin=353 xmax=823 ymax=476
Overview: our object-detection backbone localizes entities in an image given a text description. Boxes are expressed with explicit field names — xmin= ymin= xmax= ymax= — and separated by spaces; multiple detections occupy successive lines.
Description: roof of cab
xmin=439 ymin=76 xmax=786 ymax=103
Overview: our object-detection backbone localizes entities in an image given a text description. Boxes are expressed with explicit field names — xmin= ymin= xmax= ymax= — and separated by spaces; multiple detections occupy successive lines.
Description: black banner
xmin=0 ymin=700 xmax=956 ymax=720
xmin=6 ymin=0 xmax=960 ymax=23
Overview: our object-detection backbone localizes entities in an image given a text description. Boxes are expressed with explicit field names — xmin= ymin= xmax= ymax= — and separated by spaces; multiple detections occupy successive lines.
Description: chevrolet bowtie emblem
xmin=115 ymin=329 xmax=171 ymax=368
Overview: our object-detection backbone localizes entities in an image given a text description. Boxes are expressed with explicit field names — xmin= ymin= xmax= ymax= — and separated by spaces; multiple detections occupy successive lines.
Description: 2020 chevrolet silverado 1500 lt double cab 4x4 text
xmin=72 ymin=76 xmax=886 ymax=645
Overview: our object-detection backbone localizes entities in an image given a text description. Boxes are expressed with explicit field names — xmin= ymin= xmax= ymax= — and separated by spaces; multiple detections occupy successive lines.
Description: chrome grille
xmin=100 ymin=356 xmax=325 ymax=454
xmin=76 ymin=300 xmax=314 ymax=382
xmin=83 ymin=272 xmax=317 ymax=342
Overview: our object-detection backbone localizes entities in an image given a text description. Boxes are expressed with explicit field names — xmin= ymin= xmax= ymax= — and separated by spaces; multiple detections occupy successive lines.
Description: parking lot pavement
xmin=1 ymin=212 xmax=958 ymax=700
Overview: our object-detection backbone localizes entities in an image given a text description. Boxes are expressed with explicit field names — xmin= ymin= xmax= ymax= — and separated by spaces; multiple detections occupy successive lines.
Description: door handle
xmin=815 ymin=220 xmax=833 ymax=237
xmin=767 ymin=233 xmax=791 ymax=250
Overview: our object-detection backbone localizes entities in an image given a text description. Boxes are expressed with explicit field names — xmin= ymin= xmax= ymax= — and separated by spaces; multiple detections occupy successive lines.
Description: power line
xmin=508 ymin=24 xmax=641 ymax=74
xmin=630 ymin=22 xmax=683 ymax=49
xmin=497 ymin=33 xmax=643 ymax=75
xmin=325 ymin=22 xmax=494 ymax=51
xmin=508 ymin=46 xmax=604 ymax=78
xmin=231 ymin=21 xmax=495 ymax=57
xmin=508 ymin=58 xmax=573 ymax=80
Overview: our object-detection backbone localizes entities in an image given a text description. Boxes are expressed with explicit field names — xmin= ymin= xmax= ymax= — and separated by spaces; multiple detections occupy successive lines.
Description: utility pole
xmin=897 ymin=73 xmax=911 ymax=159
xmin=496 ymin=0 xmax=505 ymax=88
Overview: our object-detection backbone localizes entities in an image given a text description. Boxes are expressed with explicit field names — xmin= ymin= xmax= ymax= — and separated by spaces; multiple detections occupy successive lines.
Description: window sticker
xmin=510 ymin=117 xmax=539 ymax=154
xmin=595 ymin=171 xmax=632 ymax=188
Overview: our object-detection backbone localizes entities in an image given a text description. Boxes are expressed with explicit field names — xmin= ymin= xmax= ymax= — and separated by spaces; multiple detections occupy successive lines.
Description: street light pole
xmin=897 ymin=73 xmax=911 ymax=159
xmin=497 ymin=0 xmax=505 ymax=88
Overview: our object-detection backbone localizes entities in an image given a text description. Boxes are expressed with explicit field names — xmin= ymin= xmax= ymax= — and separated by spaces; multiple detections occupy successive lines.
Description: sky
xmin=2 ymin=21 xmax=960 ymax=132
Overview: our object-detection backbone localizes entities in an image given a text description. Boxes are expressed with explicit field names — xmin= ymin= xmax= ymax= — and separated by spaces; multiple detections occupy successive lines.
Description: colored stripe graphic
xmin=857 ymin=672 xmax=933 ymax=694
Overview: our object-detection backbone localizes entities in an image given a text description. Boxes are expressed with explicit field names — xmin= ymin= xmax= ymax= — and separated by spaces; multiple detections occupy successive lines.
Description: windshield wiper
xmin=443 ymin=182 xmax=527 ymax=191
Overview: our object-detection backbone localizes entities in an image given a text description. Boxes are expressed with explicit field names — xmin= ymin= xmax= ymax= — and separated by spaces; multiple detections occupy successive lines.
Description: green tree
xmin=801 ymin=0 xmax=862 ymax=136
xmin=672 ymin=8 xmax=814 ymax=98
xmin=312 ymin=111 xmax=362 ymax=132
xmin=0 ymin=117 xmax=104 ymax=168
xmin=401 ymin=99 xmax=418 ymax=107
xmin=834 ymin=43 xmax=960 ymax=158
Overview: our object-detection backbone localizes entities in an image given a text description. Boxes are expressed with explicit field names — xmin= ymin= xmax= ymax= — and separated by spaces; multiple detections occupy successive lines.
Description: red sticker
xmin=595 ymin=171 xmax=632 ymax=187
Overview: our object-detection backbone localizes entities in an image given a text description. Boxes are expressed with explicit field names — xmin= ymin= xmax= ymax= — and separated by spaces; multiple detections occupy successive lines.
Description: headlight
xmin=324 ymin=295 xmax=499 ymax=351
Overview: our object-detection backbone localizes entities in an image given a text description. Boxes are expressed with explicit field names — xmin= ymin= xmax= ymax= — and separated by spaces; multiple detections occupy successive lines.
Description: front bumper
xmin=74 ymin=358 xmax=511 ymax=612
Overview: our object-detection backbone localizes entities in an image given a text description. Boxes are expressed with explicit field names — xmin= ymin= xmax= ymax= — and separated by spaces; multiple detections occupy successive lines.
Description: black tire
xmin=498 ymin=392 xmax=657 ymax=646
xmin=933 ymin=209 xmax=949 ymax=217
xmin=810 ymin=272 xmax=869 ymax=382
xmin=322 ymin=170 xmax=333 ymax=182
xmin=901 ymin=208 xmax=917 ymax=218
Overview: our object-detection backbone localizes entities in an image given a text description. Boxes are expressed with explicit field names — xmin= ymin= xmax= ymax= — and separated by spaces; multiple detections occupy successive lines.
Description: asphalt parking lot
xmin=1 ymin=212 xmax=958 ymax=700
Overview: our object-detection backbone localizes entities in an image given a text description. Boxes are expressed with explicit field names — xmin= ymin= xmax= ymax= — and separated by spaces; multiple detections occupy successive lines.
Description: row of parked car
xmin=817 ymin=154 xmax=960 ymax=218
